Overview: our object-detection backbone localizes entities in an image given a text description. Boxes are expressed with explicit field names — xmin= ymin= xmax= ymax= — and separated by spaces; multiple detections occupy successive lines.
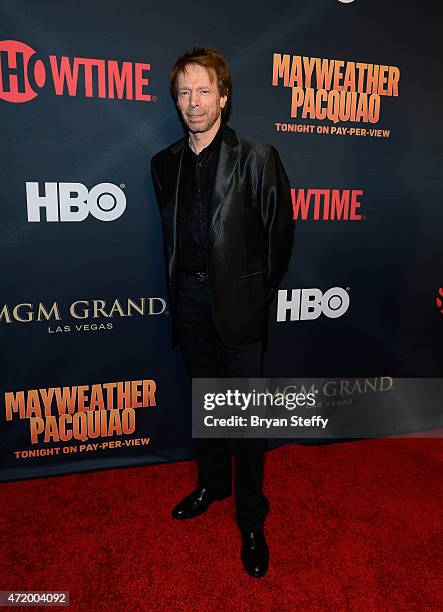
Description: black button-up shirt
xmin=177 ymin=124 xmax=223 ymax=272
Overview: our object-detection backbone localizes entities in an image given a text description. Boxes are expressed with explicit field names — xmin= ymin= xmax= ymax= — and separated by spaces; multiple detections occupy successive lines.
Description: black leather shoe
xmin=240 ymin=530 xmax=269 ymax=577
xmin=171 ymin=486 xmax=230 ymax=520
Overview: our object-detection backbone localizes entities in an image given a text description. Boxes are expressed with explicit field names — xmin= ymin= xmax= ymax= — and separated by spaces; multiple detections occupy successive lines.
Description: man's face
xmin=176 ymin=63 xmax=227 ymax=134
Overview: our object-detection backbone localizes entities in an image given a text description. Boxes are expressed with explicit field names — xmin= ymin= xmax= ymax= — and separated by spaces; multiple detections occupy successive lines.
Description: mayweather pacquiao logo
xmin=0 ymin=40 xmax=152 ymax=103
xmin=4 ymin=379 xmax=156 ymax=445
xmin=272 ymin=52 xmax=400 ymax=137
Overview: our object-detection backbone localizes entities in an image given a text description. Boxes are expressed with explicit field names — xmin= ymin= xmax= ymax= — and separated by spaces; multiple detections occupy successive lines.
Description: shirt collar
xmin=186 ymin=123 xmax=223 ymax=158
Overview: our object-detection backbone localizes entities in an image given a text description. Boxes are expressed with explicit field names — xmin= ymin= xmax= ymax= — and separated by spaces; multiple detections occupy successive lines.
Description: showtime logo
xmin=277 ymin=287 xmax=350 ymax=321
xmin=291 ymin=188 xmax=364 ymax=221
xmin=0 ymin=40 xmax=152 ymax=103
xmin=26 ymin=182 xmax=126 ymax=222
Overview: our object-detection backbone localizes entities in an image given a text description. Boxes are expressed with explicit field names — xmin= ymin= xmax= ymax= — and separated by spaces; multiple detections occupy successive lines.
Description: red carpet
xmin=0 ymin=438 xmax=442 ymax=611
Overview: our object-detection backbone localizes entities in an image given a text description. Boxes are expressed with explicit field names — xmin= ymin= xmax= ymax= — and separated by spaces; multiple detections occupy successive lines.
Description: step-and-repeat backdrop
xmin=1 ymin=0 xmax=441 ymax=481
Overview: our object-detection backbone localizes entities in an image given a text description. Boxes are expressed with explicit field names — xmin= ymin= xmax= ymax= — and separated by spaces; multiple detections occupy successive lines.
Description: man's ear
xmin=220 ymin=95 xmax=228 ymax=109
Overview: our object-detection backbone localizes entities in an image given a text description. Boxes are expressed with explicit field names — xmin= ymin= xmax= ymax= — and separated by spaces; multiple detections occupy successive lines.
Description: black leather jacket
xmin=151 ymin=123 xmax=294 ymax=348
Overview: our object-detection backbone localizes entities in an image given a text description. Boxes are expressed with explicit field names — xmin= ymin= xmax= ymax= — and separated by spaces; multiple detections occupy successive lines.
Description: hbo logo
xmin=26 ymin=182 xmax=126 ymax=222
xmin=277 ymin=287 xmax=350 ymax=321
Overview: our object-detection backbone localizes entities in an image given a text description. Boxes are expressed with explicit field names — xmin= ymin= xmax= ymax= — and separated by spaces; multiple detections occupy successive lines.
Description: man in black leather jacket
xmin=151 ymin=46 xmax=293 ymax=578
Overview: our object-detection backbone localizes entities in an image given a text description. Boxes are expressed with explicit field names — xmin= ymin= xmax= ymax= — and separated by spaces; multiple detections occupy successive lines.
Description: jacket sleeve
xmin=259 ymin=146 xmax=294 ymax=300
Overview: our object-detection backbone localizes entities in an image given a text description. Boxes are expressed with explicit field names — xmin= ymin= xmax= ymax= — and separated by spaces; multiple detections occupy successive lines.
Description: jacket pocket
xmin=240 ymin=269 xmax=267 ymax=279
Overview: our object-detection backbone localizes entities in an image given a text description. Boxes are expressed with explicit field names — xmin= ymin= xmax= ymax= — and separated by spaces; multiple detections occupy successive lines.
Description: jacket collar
xmin=170 ymin=122 xmax=238 ymax=154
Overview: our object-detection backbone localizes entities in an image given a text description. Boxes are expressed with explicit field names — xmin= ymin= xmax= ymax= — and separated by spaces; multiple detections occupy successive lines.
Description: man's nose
xmin=189 ymin=91 xmax=200 ymax=106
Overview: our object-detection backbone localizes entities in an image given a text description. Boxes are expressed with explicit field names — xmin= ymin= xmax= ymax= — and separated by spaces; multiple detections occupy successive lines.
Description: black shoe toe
xmin=171 ymin=486 xmax=230 ymax=520
xmin=240 ymin=530 xmax=269 ymax=577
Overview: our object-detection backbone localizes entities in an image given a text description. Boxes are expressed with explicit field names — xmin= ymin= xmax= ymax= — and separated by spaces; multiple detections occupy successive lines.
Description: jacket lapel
xmin=168 ymin=124 xmax=239 ymax=278
xmin=208 ymin=124 xmax=239 ymax=234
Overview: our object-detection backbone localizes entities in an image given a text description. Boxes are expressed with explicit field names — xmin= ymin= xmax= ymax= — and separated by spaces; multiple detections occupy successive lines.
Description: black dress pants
xmin=175 ymin=271 xmax=270 ymax=532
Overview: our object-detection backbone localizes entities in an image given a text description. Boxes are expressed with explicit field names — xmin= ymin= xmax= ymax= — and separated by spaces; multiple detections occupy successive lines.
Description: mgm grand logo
xmin=272 ymin=377 xmax=393 ymax=410
xmin=315 ymin=376 xmax=394 ymax=410
xmin=0 ymin=298 xmax=167 ymax=334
